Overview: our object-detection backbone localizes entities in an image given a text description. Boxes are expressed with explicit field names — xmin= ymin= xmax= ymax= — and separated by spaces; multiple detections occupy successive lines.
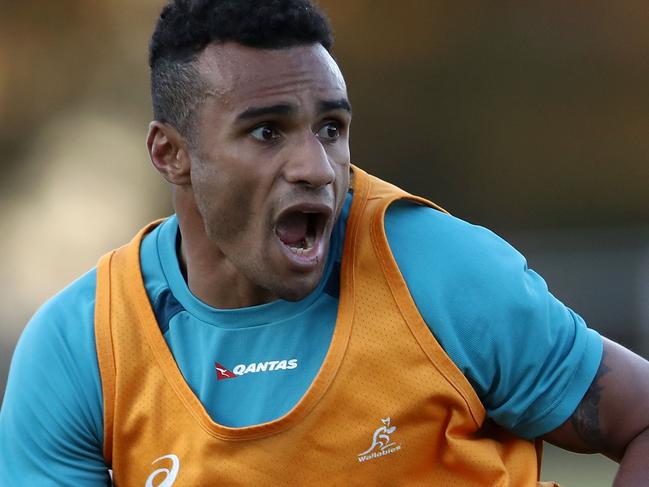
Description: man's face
xmin=188 ymin=42 xmax=351 ymax=303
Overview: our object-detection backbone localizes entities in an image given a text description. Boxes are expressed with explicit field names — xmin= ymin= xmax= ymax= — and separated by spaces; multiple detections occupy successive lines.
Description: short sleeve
xmin=384 ymin=201 xmax=603 ymax=439
xmin=0 ymin=270 xmax=110 ymax=486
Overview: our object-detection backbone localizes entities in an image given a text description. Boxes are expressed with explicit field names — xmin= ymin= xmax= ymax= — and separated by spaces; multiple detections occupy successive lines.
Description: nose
xmin=283 ymin=133 xmax=335 ymax=188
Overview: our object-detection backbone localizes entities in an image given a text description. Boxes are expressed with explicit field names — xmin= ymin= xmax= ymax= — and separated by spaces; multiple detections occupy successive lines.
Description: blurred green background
xmin=1 ymin=1 xmax=647 ymax=485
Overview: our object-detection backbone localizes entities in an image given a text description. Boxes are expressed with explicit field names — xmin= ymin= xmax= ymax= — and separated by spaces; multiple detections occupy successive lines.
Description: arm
xmin=384 ymin=201 xmax=647 ymax=474
xmin=542 ymin=337 xmax=649 ymax=486
xmin=0 ymin=271 xmax=110 ymax=486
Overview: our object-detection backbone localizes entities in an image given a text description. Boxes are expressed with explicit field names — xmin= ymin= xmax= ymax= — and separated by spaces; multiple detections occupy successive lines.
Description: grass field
xmin=542 ymin=443 xmax=617 ymax=486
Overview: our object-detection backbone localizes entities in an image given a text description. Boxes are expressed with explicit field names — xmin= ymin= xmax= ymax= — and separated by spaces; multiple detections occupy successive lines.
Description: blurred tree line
xmin=2 ymin=0 xmax=647 ymax=232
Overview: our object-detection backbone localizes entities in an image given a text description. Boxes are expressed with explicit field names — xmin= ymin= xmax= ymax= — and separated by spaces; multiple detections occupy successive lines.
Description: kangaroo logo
xmin=215 ymin=362 xmax=237 ymax=380
xmin=358 ymin=417 xmax=398 ymax=457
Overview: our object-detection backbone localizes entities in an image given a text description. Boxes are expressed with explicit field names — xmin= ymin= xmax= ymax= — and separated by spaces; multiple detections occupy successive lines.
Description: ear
xmin=147 ymin=121 xmax=192 ymax=185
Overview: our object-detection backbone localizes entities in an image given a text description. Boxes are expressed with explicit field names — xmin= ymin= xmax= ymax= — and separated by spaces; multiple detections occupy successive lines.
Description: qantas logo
xmin=215 ymin=359 xmax=298 ymax=380
xmin=215 ymin=363 xmax=237 ymax=380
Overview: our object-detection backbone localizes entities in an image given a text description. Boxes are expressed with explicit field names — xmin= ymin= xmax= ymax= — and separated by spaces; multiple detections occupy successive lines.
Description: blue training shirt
xmin=0 ymin=194 xmax=602 ymax=485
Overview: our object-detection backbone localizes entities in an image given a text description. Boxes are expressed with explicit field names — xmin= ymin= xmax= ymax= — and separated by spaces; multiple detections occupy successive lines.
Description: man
xmin=0 ymin=0 xmax=647 ymax=485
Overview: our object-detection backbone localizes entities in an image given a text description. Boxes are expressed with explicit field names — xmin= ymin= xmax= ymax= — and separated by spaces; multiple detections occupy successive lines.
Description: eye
xmin=250 ymin=124 xmax=281 ymax=142
xmin=316 ymin=122 xmax=341 ymax=142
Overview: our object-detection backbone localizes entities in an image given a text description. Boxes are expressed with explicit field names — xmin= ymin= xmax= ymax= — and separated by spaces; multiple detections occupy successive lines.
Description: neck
xmin=173 ymin=187 xmax=277 ymax=309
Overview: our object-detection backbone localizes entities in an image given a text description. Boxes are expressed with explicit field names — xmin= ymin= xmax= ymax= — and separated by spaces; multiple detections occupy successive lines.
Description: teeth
xmin=287 ymin=235 xmax=315 ymax=255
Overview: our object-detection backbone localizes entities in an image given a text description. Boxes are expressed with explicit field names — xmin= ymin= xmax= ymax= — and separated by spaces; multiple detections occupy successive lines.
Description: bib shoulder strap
xmin=95 ymin=250 xmax=116 ymax=466
xmin=94 ymin=220 xmax=164 ymax=466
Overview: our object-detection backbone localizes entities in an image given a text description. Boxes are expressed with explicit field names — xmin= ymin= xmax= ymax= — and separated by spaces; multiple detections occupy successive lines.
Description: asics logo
xmin=215 ymin=359 xmax=298 ymax=380
xmin=145 ymin=454 xmax=180 ymax=487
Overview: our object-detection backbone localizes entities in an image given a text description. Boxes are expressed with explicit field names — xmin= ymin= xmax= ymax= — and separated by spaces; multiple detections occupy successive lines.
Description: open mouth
xmin=274 ymin=209 xmax=328 ymax=258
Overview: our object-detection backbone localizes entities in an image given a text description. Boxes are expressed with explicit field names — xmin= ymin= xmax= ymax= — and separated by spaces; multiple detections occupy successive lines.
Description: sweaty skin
xmin=147 ymin=43 xmax=351 ymax=308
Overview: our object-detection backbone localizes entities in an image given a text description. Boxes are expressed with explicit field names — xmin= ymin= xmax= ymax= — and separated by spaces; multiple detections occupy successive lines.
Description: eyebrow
xmin=235 ymin=98 xmax=352 ymax=123
xmin=318 ymin=98 xmax=352 ymax=114
xmin=236 ymin=104 xmax=294 ymax=121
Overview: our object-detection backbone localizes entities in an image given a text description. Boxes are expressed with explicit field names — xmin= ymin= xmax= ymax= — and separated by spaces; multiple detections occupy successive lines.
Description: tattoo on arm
xmin=570 ymin=350 xmax=611 ymax=447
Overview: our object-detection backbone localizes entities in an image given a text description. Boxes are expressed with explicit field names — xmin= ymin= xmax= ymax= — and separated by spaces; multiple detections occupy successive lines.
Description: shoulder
xmin=7 ymin=266 xmax=101 ymax=403
xmin=20 ymin=268 xmax=99 ymax=360
xmin=383 ymin=200 xmax=536 ymax=348
xmin=384 ymin=200 xmax=603 ymax=438
xmin=384 ymin=200 xmax=526 ymax=294
xmin=34 ymin=267 xmax=97 ymax=325
xmin=0 ymin=268 xmax=107 ymax=481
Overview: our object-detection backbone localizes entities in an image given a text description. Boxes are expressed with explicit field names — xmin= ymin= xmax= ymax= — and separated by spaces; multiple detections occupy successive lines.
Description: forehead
xmin=196 ymin=42 xmax=347 ymax=108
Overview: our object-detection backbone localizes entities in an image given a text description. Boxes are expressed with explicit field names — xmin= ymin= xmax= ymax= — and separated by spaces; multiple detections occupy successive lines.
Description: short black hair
xmin=149 ymin=0 xmax=333 ymax=141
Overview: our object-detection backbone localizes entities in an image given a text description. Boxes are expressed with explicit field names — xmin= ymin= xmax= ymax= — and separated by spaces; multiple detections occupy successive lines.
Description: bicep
xmin=541 ymin=337 xmax=649 ymax=462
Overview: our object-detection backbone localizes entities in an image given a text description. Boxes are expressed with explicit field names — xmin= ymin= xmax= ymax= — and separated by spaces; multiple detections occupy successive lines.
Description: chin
xmin=274 ymin=277 xmax=320 ymax=302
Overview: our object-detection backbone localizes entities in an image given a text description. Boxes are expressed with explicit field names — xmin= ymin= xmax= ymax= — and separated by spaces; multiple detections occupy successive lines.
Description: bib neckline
xmin=125 ymin=165 xmax=370 ymax=440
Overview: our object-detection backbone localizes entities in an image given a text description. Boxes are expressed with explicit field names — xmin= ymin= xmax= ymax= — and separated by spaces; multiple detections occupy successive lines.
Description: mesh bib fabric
xmin=95 ymin=166 xmax=552 ymax=486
